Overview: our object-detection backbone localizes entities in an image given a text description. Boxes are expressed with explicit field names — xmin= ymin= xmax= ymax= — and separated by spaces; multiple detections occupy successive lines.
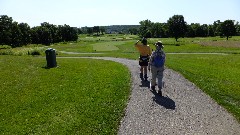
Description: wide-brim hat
xmin=155 ymin=41 xmax=164 ymax=48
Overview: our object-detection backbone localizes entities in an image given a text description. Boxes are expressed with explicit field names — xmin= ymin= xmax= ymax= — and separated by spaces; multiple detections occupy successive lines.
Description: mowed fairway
xmin=0 ymin=56 xmax=130 ymax=134
xmin=92 ymin=42 xmax=120 ymax=51
xmin=92 ymin=41 xmax=132 ymax=52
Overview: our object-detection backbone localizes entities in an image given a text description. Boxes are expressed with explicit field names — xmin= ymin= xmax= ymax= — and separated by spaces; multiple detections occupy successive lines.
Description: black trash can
xmin=45 ymin=48 xmax=57 ymax=68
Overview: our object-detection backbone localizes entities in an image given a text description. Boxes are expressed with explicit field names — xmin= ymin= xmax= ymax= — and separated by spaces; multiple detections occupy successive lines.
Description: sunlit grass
xmin=0 ymin=56 xmax=131 ymax=134
xmin=1 ymin=35 xmax=240 ymax=126
xmin=166 ymin=54 xmax=240 ymax=122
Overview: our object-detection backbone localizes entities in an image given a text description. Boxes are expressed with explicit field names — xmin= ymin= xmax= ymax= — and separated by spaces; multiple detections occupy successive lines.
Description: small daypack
xmin=139 ymin=55 xmax=149 ymax=63
xmin=152 ymin=51 xmax=165 ymax=68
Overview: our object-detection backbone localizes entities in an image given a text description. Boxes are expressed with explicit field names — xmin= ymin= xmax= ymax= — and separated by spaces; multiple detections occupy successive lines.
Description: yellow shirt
xmin=135 ymin=44 xmax=152 ymax=56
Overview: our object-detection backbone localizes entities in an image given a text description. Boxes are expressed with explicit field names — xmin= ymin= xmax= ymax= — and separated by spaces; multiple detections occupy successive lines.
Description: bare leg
xmin=140 ymin=66 xmax=143 ymax=73
xmin=157 ymin=71 xmax=164 ymax=96
xmin=140 ymin=66 xmax=143 ymax=79
xmin=143 ymin=66 xmax=148 ymax=80
xmin=143 ymin=66 xmax=148 ymax=75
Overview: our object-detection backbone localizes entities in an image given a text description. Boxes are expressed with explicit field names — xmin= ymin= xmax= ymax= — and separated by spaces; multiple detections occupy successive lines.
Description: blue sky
xmin=1 ymin=0 xmax=239 ymax=27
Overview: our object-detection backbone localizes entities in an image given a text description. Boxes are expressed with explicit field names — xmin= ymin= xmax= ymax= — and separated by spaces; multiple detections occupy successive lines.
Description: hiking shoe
xmin=140 ymin=73 xmax=143 ymax=79
xmin=158 ymin=90 xmax=162 ymax=97
xmin=144 ymin=74 xmax=148 ymax=81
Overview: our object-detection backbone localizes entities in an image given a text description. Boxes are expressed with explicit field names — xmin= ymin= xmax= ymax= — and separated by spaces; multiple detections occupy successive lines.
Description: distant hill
xmin=81 ymin=25 xmax=140 ymax=34
xmin=104 ymin=25 xmax=140 ymax=34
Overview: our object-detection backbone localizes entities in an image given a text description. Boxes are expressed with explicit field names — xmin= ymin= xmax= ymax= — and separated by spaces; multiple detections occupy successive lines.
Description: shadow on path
xmin=139 ymin=80 xmax=150 ymax=88
xmin=152 ymin=90 xmax=176 ymax=110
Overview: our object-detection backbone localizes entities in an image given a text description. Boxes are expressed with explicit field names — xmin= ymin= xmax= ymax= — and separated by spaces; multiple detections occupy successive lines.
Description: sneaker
xmin=158 ymin=90 xmax=162 ymax=97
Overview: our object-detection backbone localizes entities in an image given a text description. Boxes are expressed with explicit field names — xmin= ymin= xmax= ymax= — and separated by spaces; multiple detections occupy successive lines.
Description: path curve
xmin=60 ymin=57 xmax=240 ymax=134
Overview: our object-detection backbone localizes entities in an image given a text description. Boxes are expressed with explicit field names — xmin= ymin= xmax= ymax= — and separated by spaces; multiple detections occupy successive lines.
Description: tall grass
xmin=0 ymin=46 xmax=46 ymax=56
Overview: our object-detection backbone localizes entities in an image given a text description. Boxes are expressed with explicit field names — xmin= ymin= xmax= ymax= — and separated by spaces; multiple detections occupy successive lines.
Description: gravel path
xmin=60 ymin=56 xmax=240 ymax=134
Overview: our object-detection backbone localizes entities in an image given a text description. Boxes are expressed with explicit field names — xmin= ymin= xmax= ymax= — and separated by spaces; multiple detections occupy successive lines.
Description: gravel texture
xmin=60 ymin=56 xmax=240 ymax=134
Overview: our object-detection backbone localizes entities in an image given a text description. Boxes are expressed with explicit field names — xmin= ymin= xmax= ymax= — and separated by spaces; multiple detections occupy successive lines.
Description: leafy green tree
xmin=221 ymin=20 xmax=236 ymax=40
xmin=61 ymin=24 xmax=78 ymax=41
xmin=161 ymin=23 xmax=169 ymax=38
xmin=87 ymin=27 xmax=93 ymax=35
xmin=93 ymin=26 xmax=100 ymax=36
xmin=213 ymin=20 xmax=222 ymax=36
xmin=30 ymin=26 xmax=41 ymax=44
xmin=40 ymin=26 xmax=52 ymax=45
xmin=69 ymin=27 xmax=78 ymax=41
xmin=0 ymin=15 xmax=13 ymax=45
xmin=100 ymin=26 xmax=105 ymax=35
xmin=40 ymin=22 xmax=53 ymax=45
xmin=235 ymin=21 xmax=240 ymax=36
xmin=128 ymin=28 xmax=139 ymax=35
xmin=167 ymin=15 xmax=187 ymax=41
xmin=151 ymin=22 xmax=164 ymax=38
xmin=77 ymin=28 xmax=83 ymax=34
xmin=139 ymin=19 xmax=153 ymax=38
xmin=11 ymin=22 xmax=22 ymax=47
xmin=208 ymin=25 xmax=215 ymax=37
xmin=196 ymin=24 xmax=208 ymax=37
xmin=185 ymin=23 xmax=195 ymax=37
xmin=18 ymin=23 xmax=31 ymax=45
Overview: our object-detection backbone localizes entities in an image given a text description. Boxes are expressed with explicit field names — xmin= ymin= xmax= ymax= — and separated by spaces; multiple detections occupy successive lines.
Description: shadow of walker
xmin=139 ymin=80 xmax=150 ymax=88
xmin=152 ymin=91 xmax=176 ymax=110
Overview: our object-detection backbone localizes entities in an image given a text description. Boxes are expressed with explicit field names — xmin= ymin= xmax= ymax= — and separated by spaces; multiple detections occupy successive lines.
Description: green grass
xmin=92 ymin=41 xmax=125 ymax=51
xmin=164 ymin=43 xmax=240 ymax=54
xmin=1 ymin=35 xmax=240 ymax=134
xmin=166 ymin=54 xmax=240 ymax=121
xmin=0 ymin=56 xmax=130 ymax=134
xmin=51 ymin=42 xmax=93 ymax=53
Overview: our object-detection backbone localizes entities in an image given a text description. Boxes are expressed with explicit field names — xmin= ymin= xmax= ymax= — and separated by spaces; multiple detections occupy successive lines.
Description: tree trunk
xmin=175 ymin=37 xmax=178 ymax=42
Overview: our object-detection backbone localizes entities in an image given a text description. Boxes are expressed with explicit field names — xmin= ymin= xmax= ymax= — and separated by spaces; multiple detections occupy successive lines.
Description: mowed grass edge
xmin=166 ymin=54 xmax=240 ymax=122
xmin=0 ymin=56 xmax=131 ymax=134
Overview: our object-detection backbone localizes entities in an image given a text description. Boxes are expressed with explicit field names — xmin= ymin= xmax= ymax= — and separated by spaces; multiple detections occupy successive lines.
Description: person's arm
xmin=163 ymin=51 xmax=166 ymax=69
xmin=135 ymin=40 xmax=140 ymax=46
xmin=135 ymin=40 xmax=141 ymax=52
xmin=149 ymin=47 xmax=152 ymax=56
xmin=148 ymin=52 xmax=154 ymax=71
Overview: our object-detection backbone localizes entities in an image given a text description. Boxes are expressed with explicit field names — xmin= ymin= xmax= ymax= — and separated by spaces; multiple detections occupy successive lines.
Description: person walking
xmin=148 ymin=41 xmax=165 ymax=96
xmin=134 ymin=37 xmax=152 ymax=81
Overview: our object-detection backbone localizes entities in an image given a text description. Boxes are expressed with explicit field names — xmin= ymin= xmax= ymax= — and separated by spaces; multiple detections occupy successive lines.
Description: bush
xmin=28 ymin=50 xmax=41 ymax=55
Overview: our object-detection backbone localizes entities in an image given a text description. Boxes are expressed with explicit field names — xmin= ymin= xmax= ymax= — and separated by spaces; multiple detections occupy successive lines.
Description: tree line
xmin=137 ymin=15 xmax=240 ymax=41
xmin=0 ymin=15 xmax=78 ymax=47
xmin=1 ymin=14 xmax=240 ymax=47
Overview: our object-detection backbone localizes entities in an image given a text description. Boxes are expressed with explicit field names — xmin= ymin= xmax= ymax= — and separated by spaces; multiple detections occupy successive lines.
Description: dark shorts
xmin=139 ymin=56 xmax=149 ymax=66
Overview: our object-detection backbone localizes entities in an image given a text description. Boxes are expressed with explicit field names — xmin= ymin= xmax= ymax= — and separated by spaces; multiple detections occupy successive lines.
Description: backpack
xmin=152 ymin=51 xmax=165 ymax=68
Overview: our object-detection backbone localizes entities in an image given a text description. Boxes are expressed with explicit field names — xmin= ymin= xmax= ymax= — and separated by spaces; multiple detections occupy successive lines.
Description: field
xmin=1 ymin=35 xmax=240 ymax=134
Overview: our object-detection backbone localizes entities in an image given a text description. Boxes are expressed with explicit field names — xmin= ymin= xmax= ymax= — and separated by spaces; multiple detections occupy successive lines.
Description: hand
xmin=135 ymin=40 xmax=139 ymax=44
